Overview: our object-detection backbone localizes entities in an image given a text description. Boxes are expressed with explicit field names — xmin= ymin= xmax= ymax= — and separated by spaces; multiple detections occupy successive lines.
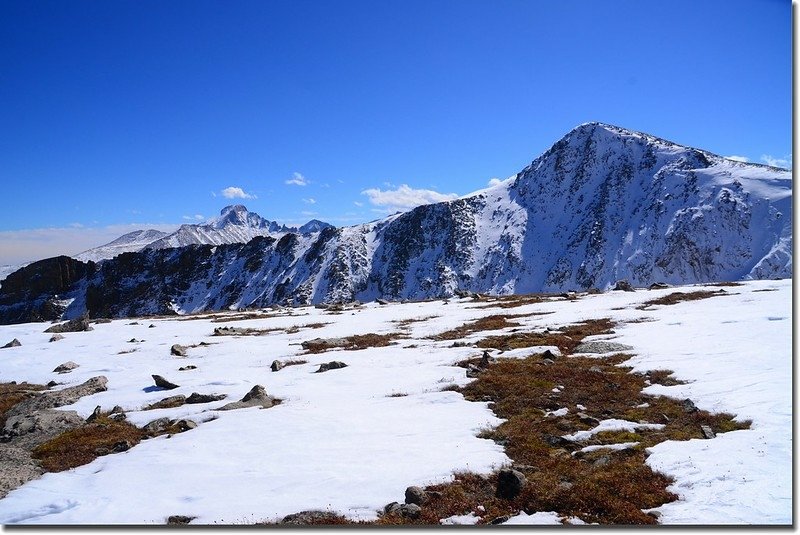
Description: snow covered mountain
xmin=74 ymin=229 xmax=170 ymax=263
xmin=0 ymin=123 xmax=791 ymax=322
xmin=74 ymin=205 xmax=333 ymax=262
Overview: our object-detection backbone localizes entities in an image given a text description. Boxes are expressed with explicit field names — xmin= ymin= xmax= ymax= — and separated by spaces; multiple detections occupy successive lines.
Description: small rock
xmin=110 ymin=405 xmax=124 ymax=414
xmin=174 ymin=419 xmax=197 ymax=432
xmin=218 ymin=385 xmax=275 ymax=411
xmin=185 ymin=392 xmax=226 ymax=404
xmin=315 ymin=361 xmax=348 ymax=373
xmin=542 ymin=433 xmax=574 ymax=448
xmin=48 ymin=334 xmax=65 ymax=343
xmin=646 ymin=510 xmax=662 ymax=521
xmin=399 ymin=504 xmax=421 ymax=519
xmin=542 ymin=358 xmax=555 ymax=365
xmin=682 ymin=399 xmax=698 ymax=413
xmin=53 ymin=361 xmax=79 ymax=374
xmin=558 ymin=481 xmax=574 ymax=491
xmin=496 ymin=468 xmax=526 ymax=500
xmin=178 ymin=365 xmax=197 ymax=371
xmin=613 ymin=279 xmax=635 ymax=292
xmin=167 ymin=515 xmax=195 ymax=525
xmin=376 ymin=298 xmax=389 ymax=305
xmin=576 ymin=412 xmax=600 ymax=426
xmin=128 ymin=322 xmax=140 ymax=325
xmin=43 ymin=316 xmax=93 ymax=334
xmin=405 ymin=486 xmax=427 ymax=505
xmin=112 ymin=440 xmax=132 ymax=453
xmin=542 ymin=349 xmax=556 ymax=360
xmin=573 ymin=341 xmax=633 ymax=354
xmin=649 ymin=282 xmax=670 ymax=290
xmin=109 ymin=412 xmax=127 ymax=422
xmin=170 ymin=344 xmax=188 ymax=357
xmin=143 ymin=417 xmax=173 ymax=434
xmin=490 ymin=515 xmax=512 ymax=525
xmin=592 ymin=455 xmax=611 ymax=467
xmin=148 ymin=324 xmax=156 ymax=328
xmin=588 ymin=366 xmax=603 ymax=373
xmin=700 ymin=425 xmax=716 ymax=439
xmin=85 ymin=405 xmax=102 ymax=423
xmin=128 ymin=338 xmax=139 ymax=343
xmin=46 ymin=380 xmax=58 ymax=388
xmin=152 ymin=375 xmax=180 ymax=390
xmin=270 ymin=360 xmax=285 ymax=372
xmin=280 ymin=511 xmax=342 ymax=525
xmin=383 ymin=502 xmax=402 ymax=515
xmin=145 ymin=395 xmax=186 ymax=410
xmin=93 ymin=318 xmax=112 ymax=324
xmin=1 ymin=339 xmax=21 ymax=349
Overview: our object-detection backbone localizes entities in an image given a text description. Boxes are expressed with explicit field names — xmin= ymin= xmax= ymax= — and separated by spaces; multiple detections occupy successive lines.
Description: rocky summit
xmin=0 ymin=123 xmax=791 ymax=324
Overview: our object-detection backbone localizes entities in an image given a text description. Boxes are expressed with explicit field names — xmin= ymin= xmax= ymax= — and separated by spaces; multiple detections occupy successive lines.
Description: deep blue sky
xmin=0 ymin=0 xmax=792 ymax=263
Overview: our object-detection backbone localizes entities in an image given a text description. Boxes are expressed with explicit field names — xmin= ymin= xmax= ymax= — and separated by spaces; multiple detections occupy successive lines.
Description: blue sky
xmin=0 ymin=0 xmax=792 ymax=264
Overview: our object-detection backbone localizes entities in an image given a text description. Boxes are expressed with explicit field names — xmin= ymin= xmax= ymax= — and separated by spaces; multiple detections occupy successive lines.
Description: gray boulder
xmin=44 ymin=317 xmax=93 ymax=333
xmin=4 ymin=376 xmax=108 ymax=420
xmin=152 ymin=375 xmax=180 ymax=390
xmin=144 ymin=395 xmax=186 ymax=410
xmin=573 ymin=341 xmax=633 ymax=354
xmin=405 ymin=486 xmax=427 ymax=505
xmin=48 ymin=334 xmax=65 ymax=343
xmin=186 ymin=392 xmax=226 ymax=404
xmin=218 ymin=385 xmax=274 ymax=411
xmin=142 ymin=417 xmax=173 ymax=435
xmin=613 ymin=279 xmax=635 ymax=292
xmin=52 ymin=361 xmax=79 ymax=374
xmin=2 ymin=409 xmax=85 ymax=450
xmin=1 ymin=339 xmax=21 ymax=349
xmin=170 ymin=344 xmax=188 ymax=357
xmin=270 ymin=360 xmax=284 ymax=372
xmin=315 ymin=361 xmax=348 ymax=373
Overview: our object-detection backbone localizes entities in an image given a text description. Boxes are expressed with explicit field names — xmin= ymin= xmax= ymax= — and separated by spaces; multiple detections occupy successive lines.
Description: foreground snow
xmin=0 ymin=280 xmax=790 ymax=524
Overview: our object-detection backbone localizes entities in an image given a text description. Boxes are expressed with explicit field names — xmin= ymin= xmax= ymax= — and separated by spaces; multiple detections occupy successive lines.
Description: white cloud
xmin=302 ymin=198 xmax=316 ymax=205
xmin=353 ymin=201 xmax=364 ymax=207
xmin=300 ymin=211 xmax=317 ymax=217
xmin=725 ymin=155 xmax=750 ymax=163
xmin=760 ymin=154 xmax=792 ymax=169
xmin=488 ymin=178 xmax=503 ymax=186
xmin=285 ymin=172 xmax=309 ymax=186
xmin=183 ymin=214 xmax=205 ymax=221
xmin=0 ymin=223 xmax=181 ymax=266
xmin=221 ymin=186 xmax=256 ymax=199
xmin=361 ymin=184 xmax=459 ymax=213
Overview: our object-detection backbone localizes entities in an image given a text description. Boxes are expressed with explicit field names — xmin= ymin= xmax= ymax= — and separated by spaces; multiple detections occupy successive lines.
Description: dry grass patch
xmin=476 ymin=318 xmax=615 ymax=354
xmin=711 ymin=281 xmax=743 ymax=287
xmin=301 ymin=333 xmax=403 ymax=354
xmin=432 ymin=314 xmax=534 ymax=341
xmin=469 ymin=293 xmax=553 ymax=310
xmin=638 ymin=290 xmax=727 ymax=309
xmin=376 ymin=318 xmax=748 ymax=525
xmin=393 ymin=316 xmax=438 ymax=329
xmin=285 ymin=322 xmax=329 ymax=334
xmin=32 ymin=415 xmax=144 ymax=472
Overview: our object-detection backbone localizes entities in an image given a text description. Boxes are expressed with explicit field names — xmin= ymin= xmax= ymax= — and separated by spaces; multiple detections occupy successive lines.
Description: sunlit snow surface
xmin=0 ymin=280 xmax=790 ymax=525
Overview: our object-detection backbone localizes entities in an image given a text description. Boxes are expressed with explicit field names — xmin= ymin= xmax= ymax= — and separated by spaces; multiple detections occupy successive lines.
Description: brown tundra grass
xmin=0 ymin=382 xmax=47 ymax=428
xmin=638 ymin=290 xmax=727 ymax=309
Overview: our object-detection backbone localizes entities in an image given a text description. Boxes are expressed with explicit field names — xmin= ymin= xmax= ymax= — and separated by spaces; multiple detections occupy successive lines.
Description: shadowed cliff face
xmin=0 ymin=123 xmax=791 ymax=324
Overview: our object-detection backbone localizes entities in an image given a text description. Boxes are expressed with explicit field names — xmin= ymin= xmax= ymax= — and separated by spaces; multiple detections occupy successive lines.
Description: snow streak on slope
xmin=74 ymin=229 xmax=170 ymax=263
xmin=0 ymin=280 xmax=789 ymax=525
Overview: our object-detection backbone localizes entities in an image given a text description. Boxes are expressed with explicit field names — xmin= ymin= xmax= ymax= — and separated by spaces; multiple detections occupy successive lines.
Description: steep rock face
xmin=0 ymin=123 xmax=791 ymax=323
xmin=0 ymin=256 xmax=96 ymax=323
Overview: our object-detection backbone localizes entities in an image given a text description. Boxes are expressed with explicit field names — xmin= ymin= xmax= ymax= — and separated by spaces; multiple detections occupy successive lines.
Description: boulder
xmin=145 ymin=395 xmax=186 ymax=410
xmin=405 ymin=486 xmax=427 ymax=505
xmin=52 ymin=361 xmax=79 ymax=374
xmin=142 ymin=417 xmax=172 ymax=435
xmin=315 ymin=361 xmax=348 ymax=373
xmin=218 ymin=385 xmax=275 ymax=411
xmin=43 ymin=316 xmax=93 ymax=334
xmin=2 ymin=409 xmax=85 ymax=450
xmin=613 ymin=280 xmax=635 ymax=292
xmin=167 ymin=516 xmax=195 ymax=525
xmin=185 ymin=392 xmax=226 ymax=404
xmin=1 ymin=339 xmax=21 ymax=349
xmin=170 ymin=344 xmax=188 ymax=357
xmin=178 ymin=365 xmax=197 ymax=371
xmin=649 ymin=282 xmax=670 ymax=290
xmin=152 ymin=375 xmax=180 ymax=390
xmin=270 ymin=360 xmax=284 ymax=372
xmin=48 ymin=334 xmax=65 ymax=343
xmin=573 ymin=341 xmax=633 ymax=354
xmin=280 ymin=511 xmax=343 ymax=525
xmin=85 ymin=405 xmax=102 ymax=423
xmin=496 ymin=468 xmax=526 ymax=500
xmin=4 ymin=376 xmax=108 ymax=419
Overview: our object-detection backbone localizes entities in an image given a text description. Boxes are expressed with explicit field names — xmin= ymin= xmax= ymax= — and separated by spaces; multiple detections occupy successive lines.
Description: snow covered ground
xmin=0 ymin=279 xmax=790 ymax=525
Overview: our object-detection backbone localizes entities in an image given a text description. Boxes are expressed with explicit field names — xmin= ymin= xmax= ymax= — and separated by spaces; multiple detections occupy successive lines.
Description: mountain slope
xmin=0 ymin=123 xmax=791 ymax=322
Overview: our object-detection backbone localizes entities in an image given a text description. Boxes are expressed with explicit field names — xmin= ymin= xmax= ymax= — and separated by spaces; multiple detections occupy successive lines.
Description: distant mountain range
xmin=0 ymin=122 xmax=791 ymax=324
xmin=74 ymin=205 xmax=333 ymax=262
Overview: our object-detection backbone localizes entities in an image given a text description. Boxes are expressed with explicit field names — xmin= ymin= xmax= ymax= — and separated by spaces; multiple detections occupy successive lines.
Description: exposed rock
xmin=541 ymin=433 xmax=575 ymax=448
xmin=682 ymin=399 xmax=699 ymax=413
xmin=270 ymin=360 xmax=284 ymax=372
xmin=48 ymin=334 xmax=65 ymax=343
xmin=53 ymin=361 xmax=79 ymax=374
xmin=212 ymin=326 xmax=252 ymax=336
xmin=576 ymin=412 xmax=600 ymax=426
xmin=280 ymin=511 xmax=343 ymax=525
xmin=186 ymin=392 xmax=226 ymax=404
xmin=152 ymin=375 xmax=180 ymax=390
xmin=148 ymin=324 xmax=156 ymax=328
xmin=85 ymin=405 xmax=102 ymax=423
xmin=383 ymin=502 xmax=402 ymax=515
xmin=376 ymin=298 xmax=389 ymax=305
xmin=0 ymin=446 xmax=45 ymax=499
xmin=2 ymin=409 xmax=85 ymax=450
xmin=46 ymin=380 xmax=58 ymax=388
xmin=649 ymin=282 xmax=670 ymax=290
xmin=315 ymin=361 xmax=348 ymax=373
xmin=218 ymin=385 xmax=274 ymax=411
xmin=700 ymin=425 xmax=716 ymax=439
xmin=489 ymin=515 xmax=512 ymax=525
xmin=1 ymin=339 xmax=21 ymax=349
xmin=496 ymin=468 xmax=526 ymax=500
xmin=302 ymin=337 xmax=350 ymax=352
xmin=145 ymin=395 xmax=186 ymax=410
xmin=178 ymin=365 xmax=197 ymax=371
xmin=399 ymin=503 xmax=421 ymax=519
xmin=588 ymin=366 xmax=603 ymax=373
xmin=170 ymin=344 xmax=188 ymax=357
xmin=542 ymin=349 xmax=556 ymax=360
xmin=405 ymin=485 xmax=427 ymax=505
xmin=4 ymin=376 xmax=108 ymax=420
xmin=167 ymin=515 xmax=195 ymax=525
xmin=142 ymin=417 xmax=173 ymax=435
xmin=613 ymin=279 xmax=635 ymax=292
xmin=110 ymin=405 xmax=124 ymax=414
xmin=93 ymin=318 xmax=112 ymax=324
xmin=44 ymin=316 xmax=93 ymax=333
xmin=174 ymin=419 xmax=197 ymax=432
xmin=573 ymin=341 xmax=633 ymax=354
